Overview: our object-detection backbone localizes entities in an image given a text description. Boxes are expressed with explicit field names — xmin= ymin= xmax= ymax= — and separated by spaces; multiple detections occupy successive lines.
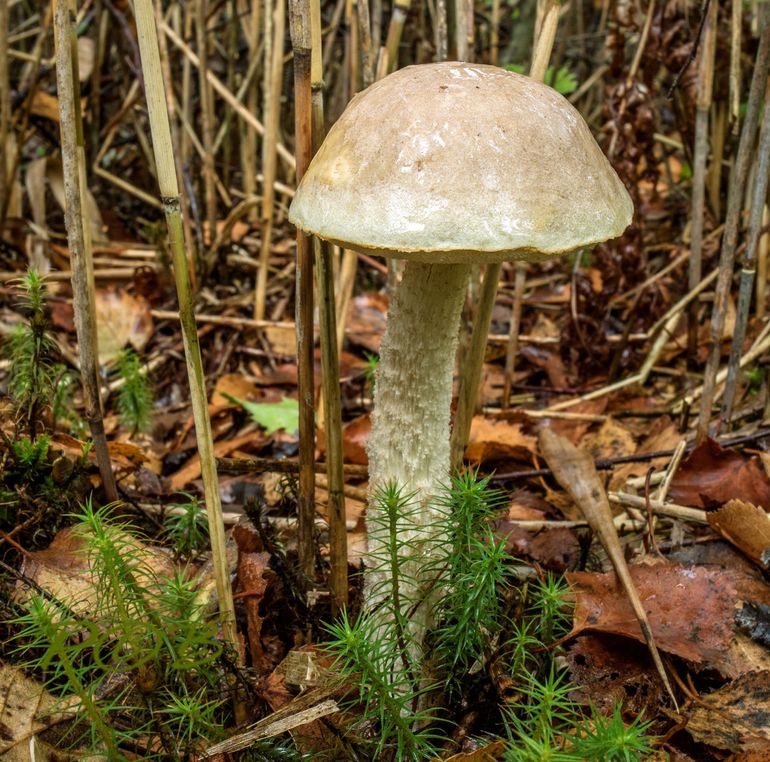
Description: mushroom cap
xmin=289 ymin=62 xmax=633 ymax=264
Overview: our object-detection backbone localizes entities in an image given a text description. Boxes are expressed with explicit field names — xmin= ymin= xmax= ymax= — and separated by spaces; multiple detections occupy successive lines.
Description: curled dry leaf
xmin=94 ymin=287 xmax=153 ymax=364
xmin=668 ymin=438 xmax=770 ymax=510
xmin=237 ymin=551 xmax=274 ymax=673
xmin=708 ymin=500 xmax=770 ymax=570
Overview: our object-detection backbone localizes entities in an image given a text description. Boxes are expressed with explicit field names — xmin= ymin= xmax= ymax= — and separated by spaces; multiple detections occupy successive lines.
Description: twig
xmin=132 ymin=0 xmax=239 ymax=655
xmin=288 ymin=0 xmax=317 ymax=591
xmin=161 ymin=21 xmax=296 ymax=169
xmin=687 ymin=0 xmax=717 ymax=360
xmin=53 ymin=0 xmax=118 ymax=502
xmin=539 ymin=429 xmax=678 ymax=707
xmin=194 ymin=0 xmax=217 ymax=243
xmin=255 ymin=0 xmax=286 ymax=320
xmin=722 ymin=81 xmax=770 ymax=423
xmin=697 ymin=5 xmax=770 ymax=441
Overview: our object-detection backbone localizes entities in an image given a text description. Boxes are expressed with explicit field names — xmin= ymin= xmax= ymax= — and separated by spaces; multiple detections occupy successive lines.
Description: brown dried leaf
xmin=582 ymin=417 xmax=636 ymax=462
xmin=610 ymin=416 xmax=680 ymax=490
xmin=686 ymin=671 xmax=770 ymax=752
xmin=19 ymin=527 xmax=175 ymax=617
xmin=668 ymin=439 xmax=770 ymax=510
xmin=346 ymin=292 xmax=388 ymax=353
xmin=340 ymin=414 xmax=371 ymax=465
xmin=77 ymin=36 xmax=96 ymax=81
xmin=95 ymin=287 xmax=153 ymax=364
xmin=565 ymin=635 xmax=664 ymax=716
xmin=465 ymin=417 xmax=537 ymax=464
xmin=237 ymin=551 xmax=273 ymax=672
xmin=212 ymin=374 xmax=260 ymax=406
xmin=708 ymin=500 xmax=770 ymax=570
xmin=264 ymin=325 xmax=297 ymax=356
xmin=0 ymin=665 xmax=79 ymax=753
xmin=568 ymin=563 xmax=735 ymax=666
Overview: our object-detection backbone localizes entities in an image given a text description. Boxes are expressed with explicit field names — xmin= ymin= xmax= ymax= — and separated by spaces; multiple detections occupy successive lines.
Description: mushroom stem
xmin=366 ymin=260 xmax=471 ymax=622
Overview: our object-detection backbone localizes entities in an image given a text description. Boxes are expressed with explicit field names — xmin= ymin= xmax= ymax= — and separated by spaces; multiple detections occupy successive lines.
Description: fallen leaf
xmin=225 ymin=395 xmax=299 ymax=435
xmin=567 ymin=563 xmax=735 ymax=667
xmin=95 ymin=287 xmax=153 ymax=364
xmin=708 ymin=500 xmax=770 ymax=570
xmin=45 ymin=159 xmax=106 ymax=244
xmin=565 ymin=635 xmax=664 ymax=717
xmin=237 ymin=551 xmax=273 ymax=672
xmin=347 ymin=292 xmax=388 ymax=353
xmin=264 ymin=325 xmax=297 ymax=356
xmin=77 ymin=36 xmax=96 ymax=81
xmin=609 ymin=416 xmax=680 ymax=490
xmin=169 ymin=430 xmax=263 ymax=490
xmin=340 ymin=414 xmax=371 ymax=465
xmin=582 ymin=417 xmax=636 ymax=462
xmin=0 ymin=665 xmax=79 ymax=753
xmin=212 ymin=374 xmax=260 ymax=406
xmin=686 ymin=671 xmax=770 ymax=752
xmin=19 ymin=526 xmax=175 ymax=618
xmin=668 ymin=438 xmax=770 ymax=510
xmin=28 ymin=91 xmax=62 ymax=122
xmin=465 ymin=417 xmax=537 ymax=464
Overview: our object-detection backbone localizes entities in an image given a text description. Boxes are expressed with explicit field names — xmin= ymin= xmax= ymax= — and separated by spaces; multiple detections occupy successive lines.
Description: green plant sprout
xmin=115 ymin=348 xmax=155 ymax=434
xmin=5 ymin=269 xmax=71 ymax=436
xmin=164 ymin=492 xmax=210 ymax=558
xmin=323 ymin=474 xmax=659 ymax=762
xmin=12 ymin=500 xmax=228 ymax=759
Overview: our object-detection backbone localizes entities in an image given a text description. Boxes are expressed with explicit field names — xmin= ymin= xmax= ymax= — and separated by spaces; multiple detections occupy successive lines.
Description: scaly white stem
xmin=365 ymin=260 xmax=471 ymax=633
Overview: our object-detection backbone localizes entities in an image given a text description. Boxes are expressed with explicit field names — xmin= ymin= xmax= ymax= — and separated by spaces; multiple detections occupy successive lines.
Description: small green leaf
xmin=224 ymin=394 xmax=299 ymax=434
xmin=502 ymin=63 xmax=579 ymax=96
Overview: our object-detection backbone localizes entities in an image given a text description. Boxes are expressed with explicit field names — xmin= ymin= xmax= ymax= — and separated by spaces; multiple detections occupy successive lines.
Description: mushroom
xmin=289 ymin=62 xmax=632 ymax=630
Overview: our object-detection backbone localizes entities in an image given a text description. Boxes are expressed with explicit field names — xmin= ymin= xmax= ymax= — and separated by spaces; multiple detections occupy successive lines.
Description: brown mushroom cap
xmin=289 ymin=62 xmax=633 ymax=264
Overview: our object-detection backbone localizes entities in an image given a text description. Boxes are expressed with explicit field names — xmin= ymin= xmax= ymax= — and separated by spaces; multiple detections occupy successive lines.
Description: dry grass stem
xmin=132 ymin=0 xmax=239 ymax=654
xmin=52 ymin=0 xmax=117 ymax=502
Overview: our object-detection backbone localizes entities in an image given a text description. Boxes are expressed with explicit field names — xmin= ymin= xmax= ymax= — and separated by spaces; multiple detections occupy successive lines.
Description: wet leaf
xmin=568 ymin=563 xmax=735 ymax=667
xmin=565 ymin=635 xmax=665 ymax=716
